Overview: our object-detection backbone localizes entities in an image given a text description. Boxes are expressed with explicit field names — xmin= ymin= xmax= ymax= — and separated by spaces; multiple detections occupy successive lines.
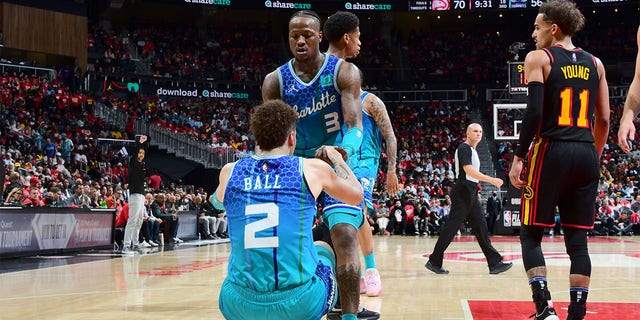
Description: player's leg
xmin=320 ymin=192 xmax=380 ymax=319
xmin=520 ymin=225 xmax=557 ymax=319
xmin=330 ymin=221 xmax=360 ymax=319
xmin=558 ymin=143 xmax=598 ymax=320
xmin=357 ymin=206 xmax=381 ymax=296
xmin=322 ymin=192 xmax=364 ymax=319
xmin=520 ymin=140 xmax=566 ymax=319
xmin=562 ymin=227 xmax=590 ymax=320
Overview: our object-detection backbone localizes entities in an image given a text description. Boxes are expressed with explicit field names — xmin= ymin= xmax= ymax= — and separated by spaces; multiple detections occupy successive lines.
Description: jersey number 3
xmin=557 ymin=88 xmax=589 ymax=128
xmin=244 ymin=203 xmax=279 ymax=249
xmin=325 ymin=112 xmax=340 ymax=133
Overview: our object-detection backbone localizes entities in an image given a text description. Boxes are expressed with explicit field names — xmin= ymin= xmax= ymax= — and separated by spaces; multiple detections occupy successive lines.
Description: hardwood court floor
xmin=0 ymin=235 xmax=638 ymax=319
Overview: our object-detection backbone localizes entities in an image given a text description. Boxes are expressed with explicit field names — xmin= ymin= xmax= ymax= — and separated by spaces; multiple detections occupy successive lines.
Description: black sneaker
xmin=530 ymin=306 xmax=560 ymax=320
xmin=326 ymin=306 xmax=380 ymax=320
xmin=567 ymin=303 xmax=586 ymax=320
xmin=356 ymin=307 xmax=380 ymax=320
xmin=425 ymin=261 xmax=449 ymax=274
xmin=489 ymin=262 xmax=513 ymax=274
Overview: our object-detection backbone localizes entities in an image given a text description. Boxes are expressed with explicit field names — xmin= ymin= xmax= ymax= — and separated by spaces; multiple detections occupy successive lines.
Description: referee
xmin=425 ymin=123 xmax=512 ymax=275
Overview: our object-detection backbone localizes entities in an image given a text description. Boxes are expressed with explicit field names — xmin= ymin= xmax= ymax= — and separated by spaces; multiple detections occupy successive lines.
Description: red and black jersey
xmin=539 ymin=45 xmax=600 ymax=143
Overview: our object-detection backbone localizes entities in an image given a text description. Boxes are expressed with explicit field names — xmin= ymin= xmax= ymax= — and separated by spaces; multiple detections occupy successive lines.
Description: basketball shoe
xmin=364 ymin=268 xmax=382 ymax=296
xmin=531 ymin=306 xmax=559 ymax=320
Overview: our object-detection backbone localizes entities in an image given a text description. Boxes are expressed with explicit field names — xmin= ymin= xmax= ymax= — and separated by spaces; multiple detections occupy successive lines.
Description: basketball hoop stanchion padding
xmin=492 ymin=103 xmax=527 ymax=235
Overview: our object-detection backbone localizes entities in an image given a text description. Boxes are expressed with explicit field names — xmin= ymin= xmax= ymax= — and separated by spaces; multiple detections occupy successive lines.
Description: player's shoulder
xmin=524 ymin=49 xmax=549 ymax=63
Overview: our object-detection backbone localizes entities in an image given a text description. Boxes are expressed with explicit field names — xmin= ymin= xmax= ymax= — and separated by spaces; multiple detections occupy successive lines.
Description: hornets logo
xmin=524 ymin=185 xmax=534 ymax=200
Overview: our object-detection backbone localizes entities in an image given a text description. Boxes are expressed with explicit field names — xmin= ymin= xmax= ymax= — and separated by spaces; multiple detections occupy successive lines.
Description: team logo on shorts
xmin=524 ymin=185 xmax=534 ymax=200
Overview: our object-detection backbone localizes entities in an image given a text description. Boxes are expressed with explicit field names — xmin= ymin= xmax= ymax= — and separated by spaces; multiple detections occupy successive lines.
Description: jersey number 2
xmin=557 ymin=88 xmax=589 ymax=128
xmin=244 ymin=203 xmax=279 ymax=249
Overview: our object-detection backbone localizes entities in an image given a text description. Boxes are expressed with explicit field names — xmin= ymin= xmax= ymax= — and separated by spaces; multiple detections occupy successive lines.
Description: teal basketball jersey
xmin=278 ymin=54 xmax=344 ymax=158
xmin=223 ymin=155 xmax=318 ymax=291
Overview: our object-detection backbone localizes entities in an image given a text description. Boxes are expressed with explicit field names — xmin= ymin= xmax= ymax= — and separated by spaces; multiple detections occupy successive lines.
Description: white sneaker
xmin=364 ymin=268 xmax=382 ymax=297
xmin=121 ymin=247 xmax=135 ymax=255
xmin=148 ymin=240 xmax=158 ymax=247
xmin=140 ymin=241 xmax=152 ymax=248
xmin=173 ymin=237 xmax=184 ymax=243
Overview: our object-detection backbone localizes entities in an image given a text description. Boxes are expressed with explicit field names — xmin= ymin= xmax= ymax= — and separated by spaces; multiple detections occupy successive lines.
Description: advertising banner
xmin=0 ymin=210 xmax=115 ymax=255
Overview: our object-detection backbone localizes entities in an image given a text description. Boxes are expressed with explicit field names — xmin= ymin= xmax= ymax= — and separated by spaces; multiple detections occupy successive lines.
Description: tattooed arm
xmin=304 ymin=146 xmax=363 ymax=205
xmin=364 ymin=93 xmax=399 ymax=194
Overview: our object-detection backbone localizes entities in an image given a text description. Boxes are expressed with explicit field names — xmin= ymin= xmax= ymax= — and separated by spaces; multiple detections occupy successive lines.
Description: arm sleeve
xmin=515 ymin=81 xmax=544 ymax=158
xmin=210 ymin=192 xmax=226 ymax=211
xmin=340 ymin=127 xmax=363 ymax=158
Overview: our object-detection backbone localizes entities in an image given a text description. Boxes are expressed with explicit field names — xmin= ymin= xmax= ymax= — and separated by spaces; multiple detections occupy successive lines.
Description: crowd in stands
xmin=88 ymin=24 xmax=275 ymax=85
xmin=87 ymin=19 xmax=637 ymax=91
xmin=0 ymin=69 xmax=229 ymax=245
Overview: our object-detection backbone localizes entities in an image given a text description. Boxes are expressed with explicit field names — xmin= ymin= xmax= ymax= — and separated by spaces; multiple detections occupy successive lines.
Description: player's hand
xmin=491 ymin=177 xmax=504 ymax=188
xmin=314 ymin=146 xmax=348 ymax=166
xmin=139 ymin=135 xmax=148 ymax=143
xmin=509 ymin=156 xmax=526 ymax=189
xmin=617 ymin=119 xmax=635 ymax=154
xmin=386 ymin=171 xmax=400 ymax=194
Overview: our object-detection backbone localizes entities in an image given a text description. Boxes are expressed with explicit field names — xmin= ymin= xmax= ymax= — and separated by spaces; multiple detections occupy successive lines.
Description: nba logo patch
xmin=503 ymin=210 xmax=512 ymax=227
xmin=320 ymin=74 xmax=332 ymax=87
xmin=571 ymin=53 xmax=577 ymax=62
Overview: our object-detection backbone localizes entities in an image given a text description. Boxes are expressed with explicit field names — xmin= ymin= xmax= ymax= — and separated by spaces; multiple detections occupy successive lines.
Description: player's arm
xmin=593 ymin=56 xmax=610 ymax=159
xmin=337 ymin=62 xmax=363 ymax=157
xmin=209 ymin=162 xmax=234 ymax=210
xmin=510 ymin=50 xmax=546 ymax=188
xmin=618 ymin=26 xmax=640 ymax=153
xmin=304 ymin=148 xmax=363 ymax=205
xmin=261 ymin=70 xmax=281 ymax=101
xmin=365 ymin=94 xmax=399 ymax=194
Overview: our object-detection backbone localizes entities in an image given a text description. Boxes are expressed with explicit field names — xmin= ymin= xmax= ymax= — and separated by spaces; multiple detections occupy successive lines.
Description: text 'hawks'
xmin=560 ymin=65 xmax=590 ymax=81
xmin=244 ymin=174 xmax=282 ymax=191
xmin=292 ymin=92 xmax=337 ymax=118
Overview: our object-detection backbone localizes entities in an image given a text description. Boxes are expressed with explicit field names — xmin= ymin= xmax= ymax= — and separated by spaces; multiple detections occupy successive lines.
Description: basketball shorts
xmin=219 ymin=244 xmax=337 ymax=320
xmin=521 ymin=139 xmax=598 ymax=229
xmin=320 ymin=192 xmax=364 ymax=230
xmin=352 ymin=160 xmax=378 ymax=210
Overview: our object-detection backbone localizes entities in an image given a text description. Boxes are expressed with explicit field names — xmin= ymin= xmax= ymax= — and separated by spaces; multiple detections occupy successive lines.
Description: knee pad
xmin=564 ymin=228 xmax=591 ymax=277
xmin=520 ymin=226 xmax=546 ymax=270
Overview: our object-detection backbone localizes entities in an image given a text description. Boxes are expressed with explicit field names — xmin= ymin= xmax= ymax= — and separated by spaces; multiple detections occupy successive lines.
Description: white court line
xmin=461 ymin=299 xmax=473 ymax=320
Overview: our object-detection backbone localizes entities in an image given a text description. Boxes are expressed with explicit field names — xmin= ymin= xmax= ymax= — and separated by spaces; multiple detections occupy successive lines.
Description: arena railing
xmin=94 ymin=102 xmax=251 ymax=169
xmin=0 ymin=62 xmax=56 ymax=79
xmin=377 ymin=89 xmax=467 ymax=103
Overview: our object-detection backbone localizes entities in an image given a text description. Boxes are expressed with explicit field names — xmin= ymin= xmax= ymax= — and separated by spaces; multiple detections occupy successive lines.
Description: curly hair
xmin=323 ymin=11 xmax=360 ymax=44
xmin=539 ymin=0 xmax=585 ymax=37
xmin=250 ymin=100 xmax=298 ymax=151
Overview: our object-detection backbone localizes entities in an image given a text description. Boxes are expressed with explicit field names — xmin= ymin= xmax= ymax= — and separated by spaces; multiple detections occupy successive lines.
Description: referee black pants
xmin=429 ymin=182 xmax=503 ymax=268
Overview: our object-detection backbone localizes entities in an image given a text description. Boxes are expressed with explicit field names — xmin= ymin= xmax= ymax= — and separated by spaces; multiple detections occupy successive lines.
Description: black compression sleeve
xmin=515 ymin=81 xmax=543 ymax=158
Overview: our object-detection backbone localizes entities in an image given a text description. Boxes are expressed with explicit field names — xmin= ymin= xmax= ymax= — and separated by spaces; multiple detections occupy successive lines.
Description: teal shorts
xmin=219 ymin=245 xmax=337 ymax=320
xmin=320 ymin=193 xmax=365 ymax=231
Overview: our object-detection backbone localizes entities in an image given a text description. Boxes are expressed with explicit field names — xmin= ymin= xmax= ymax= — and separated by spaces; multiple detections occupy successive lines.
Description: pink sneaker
xmin=364 ymin=268 xmax=382 ymax=296
xmin=359 ymin=276 xmax=366 ymax=294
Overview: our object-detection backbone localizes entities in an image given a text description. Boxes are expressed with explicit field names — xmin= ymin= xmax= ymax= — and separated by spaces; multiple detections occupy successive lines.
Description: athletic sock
xmin=568 ymin=287 xmax=588 ymax=319
xmin=364 ymin=253 xmax=376 ymax=270
xmin=529 ymin=277 xmax=553 ymax=314
xmin=569 ymin=287 xmax=588 ymax=304
xmin=342 ymin=314 xmax=357 ymax=320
